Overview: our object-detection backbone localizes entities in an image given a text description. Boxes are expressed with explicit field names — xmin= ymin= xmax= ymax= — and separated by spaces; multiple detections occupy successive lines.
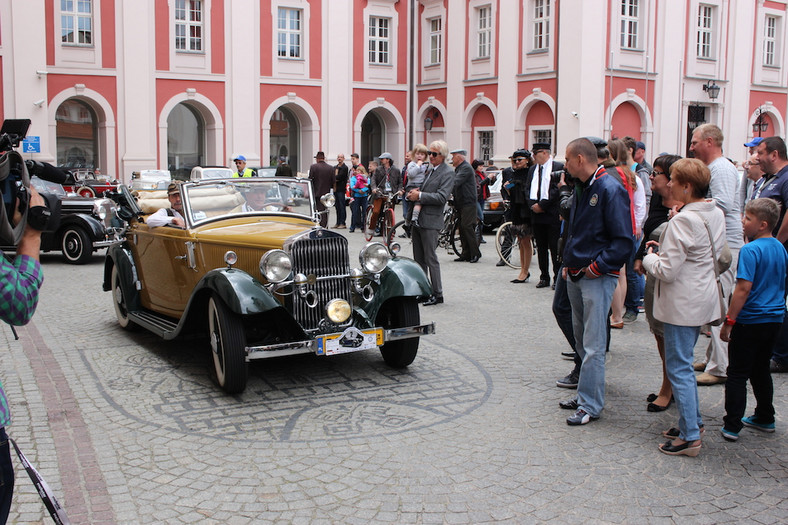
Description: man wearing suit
xmin=450 ymin=148 xmax=482 ymax=263
xmin=308 ymin=151 xmax=335 ymax=228
xmin=527 ymin=142 xmax=564 ymax=288
xmin=406 ymin=140 xmax=455 ymax=306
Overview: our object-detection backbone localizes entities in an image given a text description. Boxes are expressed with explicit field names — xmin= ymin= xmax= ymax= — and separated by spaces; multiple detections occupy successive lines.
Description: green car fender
xmin=193 ymin=269 xmax=283 ymax=315
xmin=362 ymin=257 xmax=432 ymax=321
xmin=103 ymin=243 xmax=142 ymax=312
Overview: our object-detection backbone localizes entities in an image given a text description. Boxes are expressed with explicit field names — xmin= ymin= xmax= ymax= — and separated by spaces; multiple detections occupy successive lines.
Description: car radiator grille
xmin=290 ymin=235 xmax=352 ymax=331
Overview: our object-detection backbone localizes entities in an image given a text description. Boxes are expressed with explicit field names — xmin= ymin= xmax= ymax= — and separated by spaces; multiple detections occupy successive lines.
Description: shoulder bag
xmin=691 ymin=210 xmax=729 ymax=326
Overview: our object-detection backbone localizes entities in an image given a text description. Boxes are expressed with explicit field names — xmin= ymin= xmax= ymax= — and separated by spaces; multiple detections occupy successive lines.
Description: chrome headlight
xmin=321 ymin=192 xmax=336 ymax=208
xmin=259 ymin=249 xmax=292 ymax=283
xmin=359 ymin=242 xmax=390 ymax=274
xmin=326 ymin=299 xmax=352 ymax=323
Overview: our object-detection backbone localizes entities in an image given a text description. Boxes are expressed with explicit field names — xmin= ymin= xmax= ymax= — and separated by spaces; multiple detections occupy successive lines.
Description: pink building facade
xmin=0 ymin=0 xmax=785 ymax=182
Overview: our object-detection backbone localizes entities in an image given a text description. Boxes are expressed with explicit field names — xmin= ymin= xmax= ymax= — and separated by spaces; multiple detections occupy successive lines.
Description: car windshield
xmin=31 ymin=176 xmax=67 ymax=197
xmin=182 ymin=178 xmax=315 ymax=225
xmin=200 ymin=168 xmax=233 ymax=180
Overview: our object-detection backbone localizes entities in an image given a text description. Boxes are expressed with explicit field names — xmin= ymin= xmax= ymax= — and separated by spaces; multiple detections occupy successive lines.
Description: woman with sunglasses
xmin=406 ymin=140 xmax=455 ymax=305
xmin=634 ymin=154 xmax=682 ymax=412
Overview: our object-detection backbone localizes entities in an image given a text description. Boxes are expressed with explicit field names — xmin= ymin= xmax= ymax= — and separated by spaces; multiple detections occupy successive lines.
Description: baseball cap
xmin=636 ymin=141 xmax=646 ymax=151
xmin=233 ymin=155 xmax=247 ymax=162
xmin=167 ymin=182 xmax=180 ymax=195
xmin=744 ymin=137 xmax=765 ymax=148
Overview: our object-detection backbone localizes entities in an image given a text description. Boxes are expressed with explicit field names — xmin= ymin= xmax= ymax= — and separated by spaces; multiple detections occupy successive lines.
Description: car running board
xmin=129 ymin=310 xmax=180 ymax=339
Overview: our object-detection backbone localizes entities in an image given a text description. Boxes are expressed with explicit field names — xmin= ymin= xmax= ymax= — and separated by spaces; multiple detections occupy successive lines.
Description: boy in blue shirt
xmin=720 ymin=198 xmax=788 ymax=441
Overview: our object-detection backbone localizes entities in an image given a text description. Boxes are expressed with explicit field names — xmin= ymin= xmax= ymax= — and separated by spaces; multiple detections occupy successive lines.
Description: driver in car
xmin=146 ymin=183 xmax=186 ymax=228
xmin=242 ymin=186 xmax=291 ymax=212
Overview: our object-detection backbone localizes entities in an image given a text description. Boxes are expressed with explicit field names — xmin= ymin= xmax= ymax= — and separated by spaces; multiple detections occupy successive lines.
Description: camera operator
xmin=0 ymin=186 xmax=46 ymax=523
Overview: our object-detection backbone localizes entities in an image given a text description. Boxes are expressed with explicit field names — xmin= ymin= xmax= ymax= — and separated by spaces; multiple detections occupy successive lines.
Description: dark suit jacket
xmin=453 ymin=160 xmax=477 ymax=207
xmin=308 ymin=161 xmax=335 ymax=197
xmin=417 ymin=162 xmax=454 ymax=230
xmin=526 ymin=160 xmax=564 ymax=225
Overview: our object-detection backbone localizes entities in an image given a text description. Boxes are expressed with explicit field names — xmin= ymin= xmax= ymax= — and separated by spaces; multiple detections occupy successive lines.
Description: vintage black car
xmin=14 ymin=176 xmax=124 ymax=264
xmin=103 ymin=179 xmax=435 ymax=394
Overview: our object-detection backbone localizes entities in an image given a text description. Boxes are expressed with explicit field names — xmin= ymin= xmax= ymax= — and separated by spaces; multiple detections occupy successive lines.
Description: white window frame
xmin=764 ymin=14 xmax=780 ymax=67
xmin=61 ymin=0 xmax=93 ymax=46
xmin=428 ymin=17 xmax=442 ymax=66
xmin=531 ymin=127 xmax=553 ymax=150
xmin=477 ymin=129 xmax=494 ymax=161
xmin=175 ymin=0 xmax=204 ymax=53
xmin=476 ymin=5 xmax=492 ymax=59
xmin=696 ymin=4 xmax=714 ymax=59
xmin=277 ymin=7 xmax=303 ymax=59
xmin=369 ymin=16 xmax=391 ymax=65
xmin=620 ymin=0 xmax=640 ymax=50
xmin=532 ymin=0 xmax=550 ymax=51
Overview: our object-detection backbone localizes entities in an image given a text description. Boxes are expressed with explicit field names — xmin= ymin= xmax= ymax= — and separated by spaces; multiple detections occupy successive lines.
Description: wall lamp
xmin=702 ymin=80 xmax=721 ymax=100
xmin=33 ymin=99 xmax=45 ymax=107
xmin=35 ymin=70 xmax=48 ymax=77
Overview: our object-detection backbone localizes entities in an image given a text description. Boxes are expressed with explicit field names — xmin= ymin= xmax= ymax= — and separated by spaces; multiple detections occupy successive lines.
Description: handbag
xmin=691 ymin=211 xmax=728 ymax=326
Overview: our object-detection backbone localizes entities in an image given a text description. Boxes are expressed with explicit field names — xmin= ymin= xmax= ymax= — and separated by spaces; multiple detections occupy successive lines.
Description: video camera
xmin=0 ymin=119 xmax=68 ymax=246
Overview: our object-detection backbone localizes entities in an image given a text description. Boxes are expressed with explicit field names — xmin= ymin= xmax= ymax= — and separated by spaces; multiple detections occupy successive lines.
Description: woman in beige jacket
xmin=642 ymin=158 xmax=727 ymax=457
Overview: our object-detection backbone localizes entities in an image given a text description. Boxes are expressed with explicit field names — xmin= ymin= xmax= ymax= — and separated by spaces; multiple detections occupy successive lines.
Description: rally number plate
xmin=316 ymin=327 xmax=384 ymax=356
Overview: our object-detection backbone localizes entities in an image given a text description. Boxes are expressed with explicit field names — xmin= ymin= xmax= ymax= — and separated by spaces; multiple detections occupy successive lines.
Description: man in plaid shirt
xmin=0 ymin=187 xmax=45 ymax=523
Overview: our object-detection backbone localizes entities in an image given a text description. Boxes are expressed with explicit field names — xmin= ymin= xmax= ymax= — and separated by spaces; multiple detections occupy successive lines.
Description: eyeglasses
xmin=429 ymin=151 xmax=440 ymax=157
xmin=513 ymin=157 xmax=526 ymax=162
xmin=651 ymin=170 xmax=666 ymax=177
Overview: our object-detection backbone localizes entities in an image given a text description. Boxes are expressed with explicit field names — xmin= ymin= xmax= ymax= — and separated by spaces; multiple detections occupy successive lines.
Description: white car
xmin=130 ymin=169 xmax=172 ymax=191
xmin=190 ymin=166 xmax=234 ymax=181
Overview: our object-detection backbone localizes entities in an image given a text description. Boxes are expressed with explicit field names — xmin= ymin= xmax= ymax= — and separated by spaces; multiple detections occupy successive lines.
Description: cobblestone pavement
xmin=2 ymin=229 xmax=787 ymax=524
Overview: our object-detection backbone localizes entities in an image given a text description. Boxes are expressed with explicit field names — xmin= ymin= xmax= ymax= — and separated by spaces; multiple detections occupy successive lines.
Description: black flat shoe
xmin=646 ymin=393 xmax=658 ymax=403
xmin=647 ymin=397 xmax=673 ymax=412
xmin=422 ymin=295 xmax=444 ymax=306
xmin=454 ymin=257 xmax=469 ymax=262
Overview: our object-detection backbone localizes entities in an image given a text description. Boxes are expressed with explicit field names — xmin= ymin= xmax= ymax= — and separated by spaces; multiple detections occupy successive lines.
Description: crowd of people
xmin=307 ymin=128 xmax=787 ymax=457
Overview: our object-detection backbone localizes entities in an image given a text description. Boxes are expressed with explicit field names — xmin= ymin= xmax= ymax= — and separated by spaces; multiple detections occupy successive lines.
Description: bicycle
xmin=364 ymin=191 xmax=400 ymax=245
xmin=389 ymin=200 xmax=461 ymax=256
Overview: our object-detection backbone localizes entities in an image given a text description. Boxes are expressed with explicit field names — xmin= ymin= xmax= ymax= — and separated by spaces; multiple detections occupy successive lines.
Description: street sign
xmin=22 ymin=136 xmax=41 ymax=153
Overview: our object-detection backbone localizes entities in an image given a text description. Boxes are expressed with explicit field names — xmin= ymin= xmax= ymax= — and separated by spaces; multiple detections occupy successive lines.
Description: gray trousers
xmin=412 ymin=226 xmax=442 ymax=296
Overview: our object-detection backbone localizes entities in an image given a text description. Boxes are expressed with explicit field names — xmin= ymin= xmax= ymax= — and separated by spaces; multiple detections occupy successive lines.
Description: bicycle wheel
xmin=383 ymin=208 xmax=396 ymax=246
xmin=495 ymin=221 xmax=522 ymax=270
xmin=363 ymin=205 xmax=375 ymax=241
xmin=449 ymin=217 xmax=463 ymax=258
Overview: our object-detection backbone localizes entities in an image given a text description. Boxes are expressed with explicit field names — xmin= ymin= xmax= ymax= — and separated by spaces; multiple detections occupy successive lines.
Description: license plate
xmin=316 ymin=327 xmax=383 ymax=356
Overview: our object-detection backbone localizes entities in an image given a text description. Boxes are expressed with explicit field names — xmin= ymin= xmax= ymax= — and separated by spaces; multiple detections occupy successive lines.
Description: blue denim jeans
xmin=624 ymin=234 xmax=644 ymax=314
xmin=567 ymin=274 xmax=618 ymax=418
xmin=663 ymin=323 xmax=704 ymax=441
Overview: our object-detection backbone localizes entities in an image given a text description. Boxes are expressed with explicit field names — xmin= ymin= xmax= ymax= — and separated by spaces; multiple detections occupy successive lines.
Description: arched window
xmin=168 ymin=103 xmax=204 ymax=180
xmin=56 ymin=99 xmax=98 ymax=169
xmin=269 ymin=107 xmax=299 ymax=172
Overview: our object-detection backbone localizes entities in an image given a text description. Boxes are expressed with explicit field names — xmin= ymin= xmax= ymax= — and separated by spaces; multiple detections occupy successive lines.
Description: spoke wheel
xmin=111 ymin=266 xmax=137 ymax=331
xmin=495 ymin=221 xmax=523 ymax=270
xmin=382 ymin=208 xmax=395 ymax=246
xmin=60 ymin=226 xmax=93 ymax=264
xmin=363 ymin=205 xmax=375 ymax=241
xmin=208 ymin=295 xmax=248 ymax=394
xmin=449 ymin=219 xmax=463 ymax=258
xmin=378 ymin=297 xmax=420 ymax=368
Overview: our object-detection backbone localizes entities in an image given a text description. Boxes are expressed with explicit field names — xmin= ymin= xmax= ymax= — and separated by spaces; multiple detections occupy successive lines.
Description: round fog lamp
xmin=359 ymin=242 xmax=390 ymax=274
xmin=224 ymin=251 xmax=238 ymax=267
xmin=259 ymin=249 xmax=292 ymax=283
xmin=326 ymin=299 xmax=352 ymax=323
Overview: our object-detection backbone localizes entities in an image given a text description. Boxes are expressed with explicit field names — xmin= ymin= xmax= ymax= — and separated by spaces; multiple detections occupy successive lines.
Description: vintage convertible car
xmin=103 ymin=178 xmax=435 ymax=394
xmin=61 ymin=169 xmax=120 ymax=198
xmin=2 ymin=176 xmax=124 ymax=264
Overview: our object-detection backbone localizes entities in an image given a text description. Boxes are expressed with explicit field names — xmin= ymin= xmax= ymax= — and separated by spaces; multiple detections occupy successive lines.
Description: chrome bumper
xmin=245 ymin=322 xmax=436 ymax=360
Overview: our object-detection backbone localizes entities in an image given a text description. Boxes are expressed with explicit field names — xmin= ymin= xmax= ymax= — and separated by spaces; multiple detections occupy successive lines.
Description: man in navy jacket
xmin=561 ymin=138 xmax=633 ymax=425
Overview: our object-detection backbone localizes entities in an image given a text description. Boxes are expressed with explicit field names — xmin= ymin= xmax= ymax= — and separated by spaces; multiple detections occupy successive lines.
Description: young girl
xmin=404 ymin=143 xmax=429 ymax=226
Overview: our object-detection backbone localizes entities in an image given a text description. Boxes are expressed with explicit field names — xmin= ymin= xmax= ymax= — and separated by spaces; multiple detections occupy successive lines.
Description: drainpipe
xmin=408 ymin=0 xmax=416 ymax=148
